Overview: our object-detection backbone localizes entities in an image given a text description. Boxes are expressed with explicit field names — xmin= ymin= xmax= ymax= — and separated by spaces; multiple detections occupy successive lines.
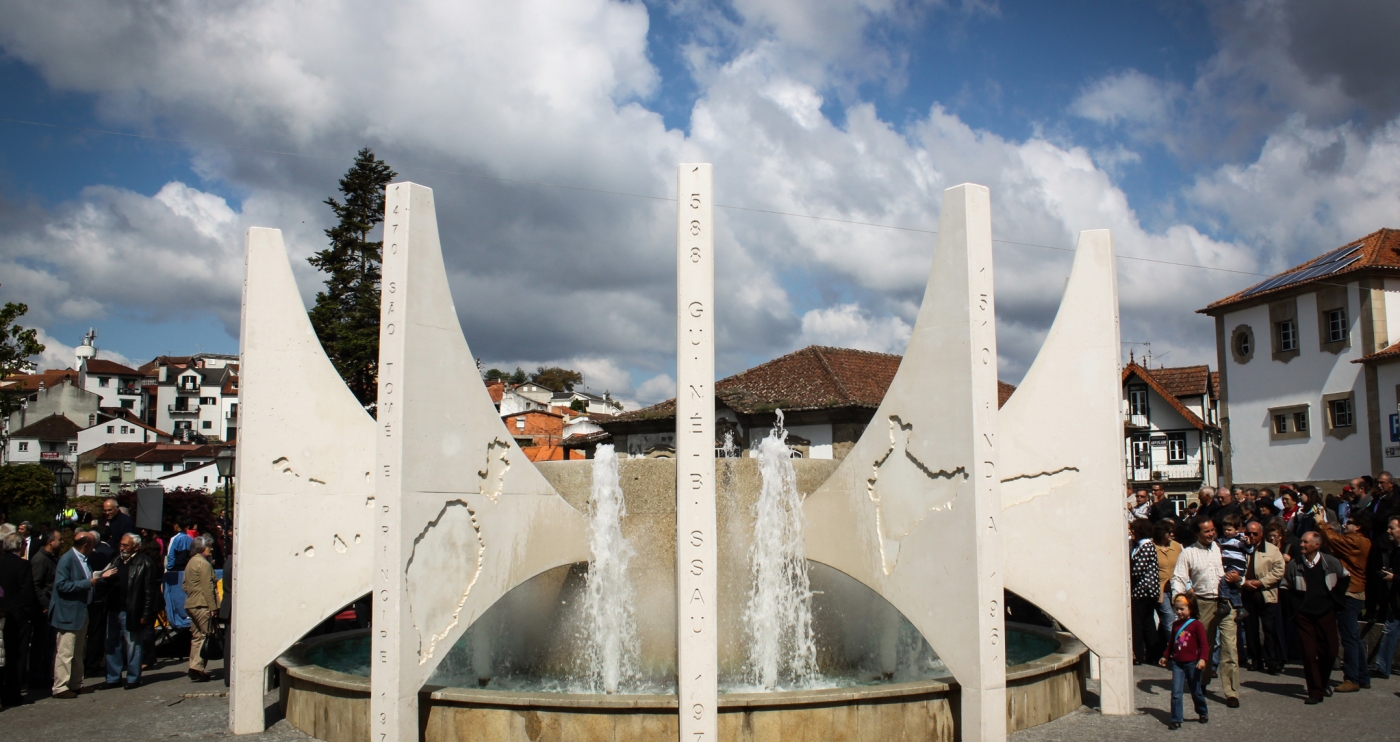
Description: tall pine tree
xmin=309 ymin=149 xmax=396 ymax=412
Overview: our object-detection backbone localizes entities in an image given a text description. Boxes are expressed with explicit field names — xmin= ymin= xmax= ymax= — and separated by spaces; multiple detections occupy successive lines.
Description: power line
xmin=0 ymin=115 xmax=1283 ymax=284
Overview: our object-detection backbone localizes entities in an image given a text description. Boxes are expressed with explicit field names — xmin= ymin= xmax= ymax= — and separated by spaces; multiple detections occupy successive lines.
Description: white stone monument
xmin=998 ymin=229 xmax=1132 ymax=715
xmin=675 ymin=163 xmax=717 ymax=742
xmin=229 ymin=227 xmax=377 ymax=734
xmin=370 ymin=183 xmax=591 ymax=742
xmin=802 ymin=184 xmax=1007 ymax=742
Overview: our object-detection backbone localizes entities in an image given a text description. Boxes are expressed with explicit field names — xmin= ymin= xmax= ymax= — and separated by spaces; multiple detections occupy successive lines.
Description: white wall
xmin=1225 ymin=287 xmax=1371 ymax=482
xmin=77 ymin=421 xmax=164 ymax=454
xmin=1376 ymin=361 xmax=1400 ymax=467
xmin=159 ymin=462 xmax=218 ymax=491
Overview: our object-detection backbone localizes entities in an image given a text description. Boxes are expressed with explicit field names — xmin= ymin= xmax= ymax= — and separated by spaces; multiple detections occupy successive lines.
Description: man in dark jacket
xmin=0 ymin=533 xmax=41 ymax=706
xmin=27 ymin=529 xmax=61 ymax=690
xmin=98 ymin=499 xmax=136 ymax=550
xmin=1282 ymin=530 xmax=1351 ymax=704
xmin=103 ymin=533 xmax=159 ymax=689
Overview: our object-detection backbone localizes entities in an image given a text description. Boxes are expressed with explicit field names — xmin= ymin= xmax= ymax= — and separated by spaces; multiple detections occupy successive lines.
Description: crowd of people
xmin=1128 ymin=476 xmax=1400 ymax=728
xmin=0 ymin=500 xmax=225 ymax=707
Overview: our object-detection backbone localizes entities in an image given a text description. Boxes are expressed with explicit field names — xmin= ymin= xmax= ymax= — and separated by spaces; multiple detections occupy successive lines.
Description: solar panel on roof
xmin=1241 ymin=244 xmax=1363 ymax=297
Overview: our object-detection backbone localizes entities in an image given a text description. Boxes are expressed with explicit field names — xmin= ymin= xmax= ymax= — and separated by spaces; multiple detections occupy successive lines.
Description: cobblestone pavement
xmin=1014 ymin=663 xmax=1400 ymax=741
xmin=4 ymin=655 xmax=1398 ymax=741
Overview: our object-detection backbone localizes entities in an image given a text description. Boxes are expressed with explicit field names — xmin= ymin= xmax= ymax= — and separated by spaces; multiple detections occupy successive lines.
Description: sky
xmin=1 ymin=0 xmax=1398 ymax=408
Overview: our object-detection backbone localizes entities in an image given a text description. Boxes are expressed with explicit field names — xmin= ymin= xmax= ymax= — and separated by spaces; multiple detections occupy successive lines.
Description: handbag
xmin=200 ymin=629 xmax=225 ymax=661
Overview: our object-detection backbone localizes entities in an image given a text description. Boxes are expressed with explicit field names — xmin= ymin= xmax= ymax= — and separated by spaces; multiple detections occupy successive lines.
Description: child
xmin=1159 ymin=595 xmax=1210 ymax=728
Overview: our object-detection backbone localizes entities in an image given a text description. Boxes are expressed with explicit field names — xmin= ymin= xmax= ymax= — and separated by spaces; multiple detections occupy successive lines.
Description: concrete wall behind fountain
xmin=535 ymin=457 xmax=840 ymax=679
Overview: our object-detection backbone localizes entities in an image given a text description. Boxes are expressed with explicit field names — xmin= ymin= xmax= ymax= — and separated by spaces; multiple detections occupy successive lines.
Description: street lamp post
xmin=214 ymin=445 xmax=236 ymax=689
xmin=51 ymin=461 xmax=73 ymax=499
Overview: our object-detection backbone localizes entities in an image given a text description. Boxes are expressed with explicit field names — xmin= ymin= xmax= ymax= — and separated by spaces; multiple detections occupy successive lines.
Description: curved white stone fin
xmin=999 ymin=229 xmax=1131 ymax=714
xmin=371 ymin=183 xmax=591 ymax=742
xmin=803 ymin=184 xmax=1006 ymax=742
xmin=229 ymin=227 xmax=377 ymax=733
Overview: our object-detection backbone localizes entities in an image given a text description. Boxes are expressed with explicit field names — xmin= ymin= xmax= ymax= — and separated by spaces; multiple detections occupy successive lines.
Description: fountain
xmin=240 ymin=171 xmax=1128 ymax=742
xmin=743 ymin=412 xmax=817 ymax=690
xmin=579 ymin=444 xmax=640 ymax=694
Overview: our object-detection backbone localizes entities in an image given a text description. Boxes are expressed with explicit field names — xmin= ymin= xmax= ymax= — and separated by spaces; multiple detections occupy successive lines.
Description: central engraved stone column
xmin=676 ymin=163 xmax=717 ymax=742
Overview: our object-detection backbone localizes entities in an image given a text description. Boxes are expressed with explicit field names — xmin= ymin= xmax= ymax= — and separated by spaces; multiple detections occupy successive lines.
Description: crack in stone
xmin=1000 ymin=466 xmax=1080 ymax=508
xmin=477 ymin=439 xmax=511 ymax=501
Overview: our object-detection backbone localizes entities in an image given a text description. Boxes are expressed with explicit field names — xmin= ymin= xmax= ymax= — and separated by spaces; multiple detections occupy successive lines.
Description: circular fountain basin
xmin=277 ymin=622 xmax=1085 ymax=742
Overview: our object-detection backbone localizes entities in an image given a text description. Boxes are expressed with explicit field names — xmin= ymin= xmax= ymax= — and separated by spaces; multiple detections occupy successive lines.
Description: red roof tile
xmin=609 ymin=346 xmax=1016 ymax=425
xmin=1143 ymin=365 xmax=1211 ymax=398
xmin=1354 ymin=341 xmax=1400 ymax=365
xmin=1201 ymin=228 xmax=1400 ymax=314
xmin=11 ymin=413 xmax=81 ymax=440
xmin=4 ymin=369 xmax=81 ymax=392
xmin=84 ymin=359 xmax=142 ymax=376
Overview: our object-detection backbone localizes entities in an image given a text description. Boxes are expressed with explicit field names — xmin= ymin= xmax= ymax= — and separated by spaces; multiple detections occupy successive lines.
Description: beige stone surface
xmin=802 ymin=184 xmax=1006 ymax=741
xmin=230 ymin=227 xmax=377 ymax=734
xmin=371 ymin=183 xmax=591 ymax=741
xmin=998 ymin=229 xmax=1132 ymax=715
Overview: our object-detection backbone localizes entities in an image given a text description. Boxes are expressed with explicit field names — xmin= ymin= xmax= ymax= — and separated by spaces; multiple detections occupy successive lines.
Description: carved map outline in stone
xmin=406 ymin=501 xmax=486 ymax=664
xmin=866 ymin=415 xmax=969 ymax=575
xmin=477 ymin=439 xmax=510 ymax=501
xmin=999 ymin=467 xmax=1079 ymax=508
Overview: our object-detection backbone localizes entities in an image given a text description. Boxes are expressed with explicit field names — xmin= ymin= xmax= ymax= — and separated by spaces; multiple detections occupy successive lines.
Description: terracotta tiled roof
xmin=1143 ymin=365 xmax=1211 ymax=398
xmin=609 ymin=346 xmax=1016 ymax=424
xmin=134 ymin=445 xmax=208 ymax=464
xmin=998 ymin=381 xmax=1016 ymax=408
xmin=158 ymin=460 xmax=215 ymax=480
xmin=11 ymin=413 xmax=81 ymax=440
xmin=4 ymin=369 xmax=81 ymax=392
xmin=1354 ymin=342 xmax=1400 ymax=365
xmin=84 ymin=442 xmax=161 ymax=461
xmin=486 ymin=381 xmax=505 ymax=404
xmin=1123 ymin=363 xmax=1210 ymax=431
xmin=1210 ymin=372 xmax=1220 ymax=400
xmin=84 ymin=359 xmax=142 ymax=376
xmin=137 ymin=356 xmax=192 ymax=375
xmin=1201 ymin=228 xmax=1400 ymax=314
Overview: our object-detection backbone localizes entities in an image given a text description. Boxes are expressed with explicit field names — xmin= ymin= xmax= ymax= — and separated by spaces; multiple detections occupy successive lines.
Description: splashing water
xmin=581 ymin=444 xmax=640 ymax=693
xmin=744 ymin=411 xmax=819 ymax=689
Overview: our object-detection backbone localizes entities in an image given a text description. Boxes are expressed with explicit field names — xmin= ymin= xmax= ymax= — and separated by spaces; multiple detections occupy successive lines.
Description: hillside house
xmin=1123 ymin=363 xmax=1222 ymax=502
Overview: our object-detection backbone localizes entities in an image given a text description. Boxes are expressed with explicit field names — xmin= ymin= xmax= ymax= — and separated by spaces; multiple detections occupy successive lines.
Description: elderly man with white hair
xmin=102 ymin=532 xmax=160 ymax=690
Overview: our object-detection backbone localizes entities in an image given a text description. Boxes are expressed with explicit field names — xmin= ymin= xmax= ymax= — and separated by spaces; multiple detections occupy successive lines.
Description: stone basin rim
xmin=276 ymin=622 xmax=1084 ymax=710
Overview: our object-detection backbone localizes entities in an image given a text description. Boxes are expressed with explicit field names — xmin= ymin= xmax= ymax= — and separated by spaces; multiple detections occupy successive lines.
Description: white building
xmin=6 ymin=413 xmax=80 ymax=466
xmin=147 ymin=359 xmax=239 ymax=441
xmin=81 ymin=359 xmax=146 ymax=415
xmin=1203 ymin=228 xmax=1400 ymax=485
xmin=76 ymin=411 xmax=172 ymax=454
xmin=1122 ymin=363 xmax=1221 ymax=502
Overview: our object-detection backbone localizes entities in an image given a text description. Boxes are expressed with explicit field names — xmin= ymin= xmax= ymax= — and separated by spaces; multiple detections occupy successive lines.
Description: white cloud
xmin=635 ymin=373 xmax=675 ymax=405
xmin=1070 ymin=70 xmax=1182 ymax=127
xmin=2 ymin=0 xmax=1385 ymax=387
xmin=30 ymin=328 xmax=133 ymax=372
xmin=797 ymin=304 xmax=910 ymax=353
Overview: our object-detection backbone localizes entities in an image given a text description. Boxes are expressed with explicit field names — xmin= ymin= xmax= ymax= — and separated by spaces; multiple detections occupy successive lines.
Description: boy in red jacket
xmin=1159 ymin=595 xmax=1210 ymax=728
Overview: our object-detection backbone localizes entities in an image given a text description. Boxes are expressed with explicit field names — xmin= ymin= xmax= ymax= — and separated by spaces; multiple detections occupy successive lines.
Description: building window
xmin=163 ymin=463 xmax=173 ymax=472
xmin=1269 ymin=404 xmax=1310 ymax=441
xmin=515 ymin=417 xmax=526 ymax=430
xmin=1276 ymin=319 xmax=1297 ymax=352
xmin=1231 ymin=325 xmax=1254 ymax=364
xmin=1327 ymin=309 xmax=1348 ymax=343
xmin=1166 ymin=433 xmax=1188 ymax=464
xmin=175 ymin=421 xmax=192 ymax=431
xmin=120 ymin=399 xmax=134 ymax=409
xmin=88 ymin=414 xmax=96 ymax=426
xmin=200 ymin=396 xmax=216 ymax=405
xmin=17 ymin=442 xmax=27 ymax=452
xmin=1127 ymin=385 xmax=1149 ymax=417
xmin=1322 ymin=391 xmax=1356 ymax=439
xmin=123 ymin=462 xmax=132 ymax=471
xmin=202 ymin=420 xmax=212 ymax=429
xmin=1131 ymin=436 xmax=1151 ymax=471
xmin=99 ymin=485 xmax=110 ymax=495
xmin=180 ymin=375 xmax=199 ymax=390
xmin=98 ymin=377 xmax=110 ymax=387
xmin=68 ymin=443 xmax=76 ymax=453
xmin=174 ymin=397 xmax=190 ymax=412
xmin=106 ymin=425 xmax=115 ymax=433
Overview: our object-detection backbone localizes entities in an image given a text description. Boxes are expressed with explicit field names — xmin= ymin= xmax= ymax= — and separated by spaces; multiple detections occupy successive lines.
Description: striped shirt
xmin=1172 ymin=540 xmax=1224 ymax=600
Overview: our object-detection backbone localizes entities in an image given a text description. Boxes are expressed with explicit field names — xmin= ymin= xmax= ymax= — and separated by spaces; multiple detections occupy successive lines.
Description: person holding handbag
xmin=181 ymin=535 xmax=218 ymax=682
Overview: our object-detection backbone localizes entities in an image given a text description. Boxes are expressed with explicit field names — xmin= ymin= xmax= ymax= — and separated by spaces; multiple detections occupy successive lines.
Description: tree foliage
xmin=0 ymin=464 xmax=55 ymax=518
xmin=0 ymin=298 xmax=46 ymax=421
xmin=309 ymin=149 xmax=397 ymax=412
xmin=531 ymin=366 xmax=583 ymax=392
